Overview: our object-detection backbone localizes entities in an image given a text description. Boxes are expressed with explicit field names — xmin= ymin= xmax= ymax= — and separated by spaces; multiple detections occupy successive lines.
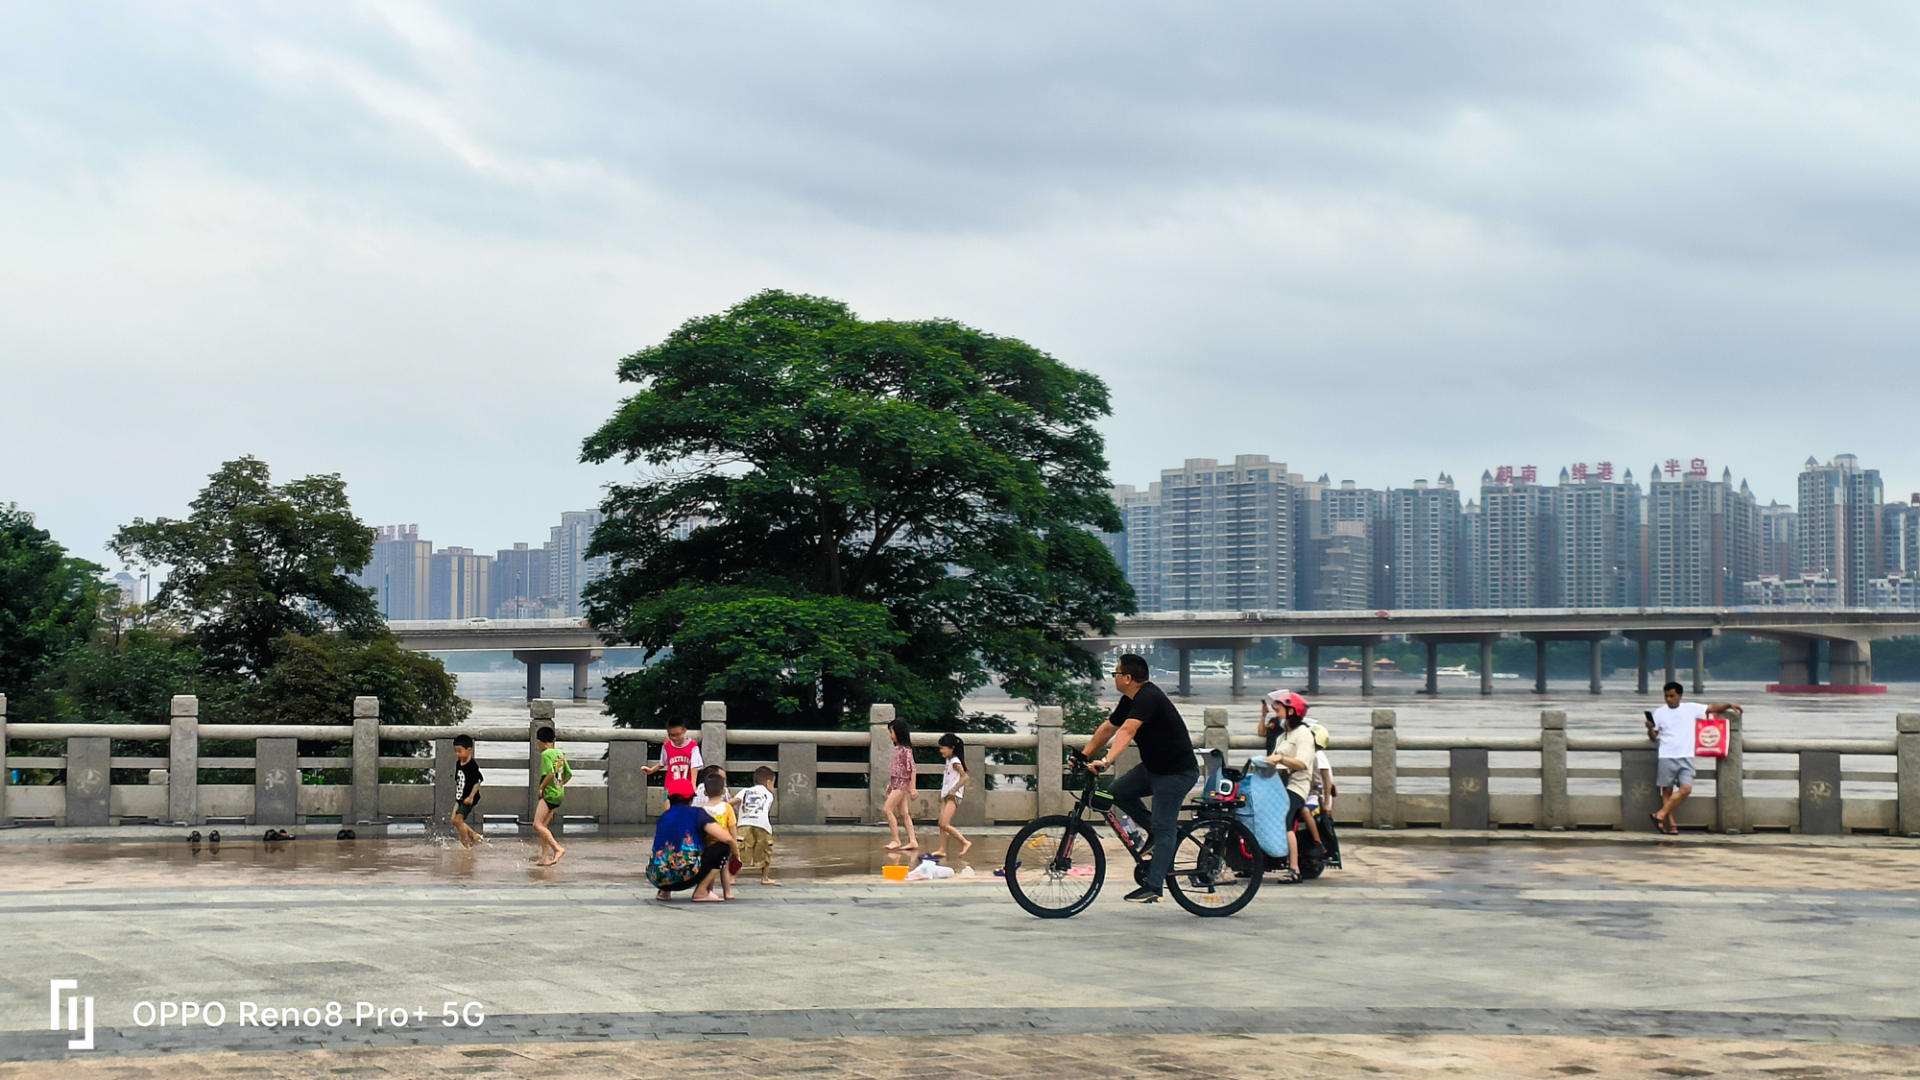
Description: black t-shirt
xmin=454 ymin=759 xmax=483 ymax=804
xmin=1108 ymin=681 xmax=1197 ymax=776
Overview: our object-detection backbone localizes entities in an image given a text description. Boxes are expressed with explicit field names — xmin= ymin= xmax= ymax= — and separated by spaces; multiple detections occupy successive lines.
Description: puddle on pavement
xmin=0 ymin=831 xmax=1007 ymax=892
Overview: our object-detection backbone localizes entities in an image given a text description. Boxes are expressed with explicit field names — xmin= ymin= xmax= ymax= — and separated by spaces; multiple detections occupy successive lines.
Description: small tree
xmin=110 ymin=457 xmax=384 ymax=678
xmin=582 ymin=290 xmax=1133 ymax=729
xmin=106 ymin=457 xmax=465 ymax=732
xmin=0 ymin=503 xmax=108 ymax=701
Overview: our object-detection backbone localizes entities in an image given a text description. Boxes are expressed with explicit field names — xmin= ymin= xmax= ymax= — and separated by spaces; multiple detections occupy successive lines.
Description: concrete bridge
xmin=390 ymin=608 xmax=1920 ymax=700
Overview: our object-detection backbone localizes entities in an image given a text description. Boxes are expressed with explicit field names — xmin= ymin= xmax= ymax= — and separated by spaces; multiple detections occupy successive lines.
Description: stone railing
xmin=2 ymin=693 xmax=1916 ymax=837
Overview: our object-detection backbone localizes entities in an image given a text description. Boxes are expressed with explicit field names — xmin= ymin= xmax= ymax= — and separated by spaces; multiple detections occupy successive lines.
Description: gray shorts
xmin=1656 ymin=757 xmax=1695 ymax=789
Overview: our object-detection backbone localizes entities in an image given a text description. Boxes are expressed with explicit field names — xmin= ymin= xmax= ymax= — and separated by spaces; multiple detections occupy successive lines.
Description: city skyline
xmin=7 ymin=5 xmax=1920 ymax=574
xmin=1105 ymin=450 xmax=1920 ymax=615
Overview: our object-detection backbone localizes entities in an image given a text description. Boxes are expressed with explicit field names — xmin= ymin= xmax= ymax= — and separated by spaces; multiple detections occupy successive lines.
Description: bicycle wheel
xmin=1003 ymin=815 xmax=1106 ymax=919
xmin=1166 ymin=817 xmax=1263 ymax=917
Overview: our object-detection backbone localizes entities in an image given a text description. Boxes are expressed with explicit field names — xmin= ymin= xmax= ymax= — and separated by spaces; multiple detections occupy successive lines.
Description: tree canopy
xmin=0 ymin=504 xmax=108 ymax=699
xmin=582 ymin=289 xmax=1133 ymax=729
xmin=109 ymin=457 xmax=384 ymax=678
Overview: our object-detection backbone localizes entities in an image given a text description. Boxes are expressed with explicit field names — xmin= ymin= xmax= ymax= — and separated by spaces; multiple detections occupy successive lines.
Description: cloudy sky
xmin=5 ymin=3 xmax=1919 ymax=567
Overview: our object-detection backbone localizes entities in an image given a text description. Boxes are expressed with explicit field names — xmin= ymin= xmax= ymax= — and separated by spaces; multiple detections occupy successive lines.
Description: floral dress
xmin=887 ymin=744 xmax=914 ymax=793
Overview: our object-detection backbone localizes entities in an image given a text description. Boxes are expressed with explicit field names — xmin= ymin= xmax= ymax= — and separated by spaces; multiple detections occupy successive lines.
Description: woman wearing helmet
xmin=1260 ymin=690 xmax=1317 ymax=883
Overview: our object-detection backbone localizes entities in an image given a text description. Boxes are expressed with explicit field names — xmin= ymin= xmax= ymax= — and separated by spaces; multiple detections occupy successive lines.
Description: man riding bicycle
xmin=1083 ymin=653 xmax=1200 ymax=903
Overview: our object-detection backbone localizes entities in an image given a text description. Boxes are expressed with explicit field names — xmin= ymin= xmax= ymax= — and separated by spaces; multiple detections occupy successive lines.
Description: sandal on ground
xmin=1274 ymin=868 xmax=1300 ymax=884
xmin=1661 ymin=820 xmax=1681 ymax=835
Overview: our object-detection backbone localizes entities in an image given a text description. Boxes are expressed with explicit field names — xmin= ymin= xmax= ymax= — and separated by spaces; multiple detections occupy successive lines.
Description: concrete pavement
xmin=1 ymin=834 xmax=1916 ymax=1076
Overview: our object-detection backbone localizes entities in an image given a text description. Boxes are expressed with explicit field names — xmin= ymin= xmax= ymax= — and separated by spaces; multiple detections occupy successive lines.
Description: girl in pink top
xmin=882 ymin=718 xmax=918 ymax=850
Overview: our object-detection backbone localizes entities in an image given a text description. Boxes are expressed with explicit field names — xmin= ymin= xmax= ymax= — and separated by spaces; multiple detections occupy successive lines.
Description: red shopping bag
xmin=1694 ymin=716 xmax=1728 ymax=758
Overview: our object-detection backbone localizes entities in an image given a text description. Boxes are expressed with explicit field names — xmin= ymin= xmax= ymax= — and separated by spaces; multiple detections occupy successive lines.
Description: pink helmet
xmin=1266 ymin=690 xmax=1309 ymax=719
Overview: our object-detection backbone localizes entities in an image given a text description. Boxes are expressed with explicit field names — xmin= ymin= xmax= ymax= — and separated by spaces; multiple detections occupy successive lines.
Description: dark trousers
xmin=667 ymin=843 xmax=733 ymax=892
xmin=1109 ymin=764 xmax=1198 ymax=892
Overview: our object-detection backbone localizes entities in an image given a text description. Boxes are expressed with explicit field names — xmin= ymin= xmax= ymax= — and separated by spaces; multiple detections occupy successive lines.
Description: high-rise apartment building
xmin=1478 ymin=468 xmax=1558 ymax=609
xmin=1759 ymin=502 xmax=1799 ymax=579
xmin=1462 ymin=499 xmax=1483 ymax=608
xmin=1556 ymin=463 xmax=1642 ymax=607
xmin=357 ymin=525 xmax=433 ymax=620
xmin=428 ymin=547 xmax=492 ymax=620
xmin=491 ymin=542 xmax=552 ymax=619
xmin=1160 ymin=455 xmax=1295 ymax=611
xmin=1386 ymin=476 xmax=1465 ymax=609
xmin=1324 ymin=480 xmax=1388 ymax=607
xmin=548 ymin=510 xmax=611 ymax=618
xmin=1294 ymin=478 xmax=1387 ymax=609
xmin=1306 ymin=520 xmax=1371 ymax=609
xmin=1646 ymin=462 xmax=1758 ymax=606
xmin=1880 ymin=495 xmax=1920 ymax=580
xmin=1104 ymin=483 xmax=1167 ymax=613
xmin=1798 ymin=454 xmax=1884 ymax=606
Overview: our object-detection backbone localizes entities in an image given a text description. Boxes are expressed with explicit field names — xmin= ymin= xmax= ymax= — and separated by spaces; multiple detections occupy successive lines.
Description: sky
xmin=5 ymin=2 xmax=1920 ymax=570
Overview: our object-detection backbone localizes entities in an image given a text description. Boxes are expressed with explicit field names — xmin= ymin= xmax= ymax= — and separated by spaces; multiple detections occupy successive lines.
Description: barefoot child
xmin=881 ymin=718 xmax=918 ymax=851
xmin=532 ymin=726 xmax=571 ymax=866
xmin=451 ymin=734 xmax=484 ymax=848
xmin=699 ymin=772 xmax=738 ymax=899
xmin=737 ymin=766 xmax=779 ymax=886
xmin=931 ymin=733 xmax=972 ymax=859
xmin=644 ymin=720 xmax=702 ymax=803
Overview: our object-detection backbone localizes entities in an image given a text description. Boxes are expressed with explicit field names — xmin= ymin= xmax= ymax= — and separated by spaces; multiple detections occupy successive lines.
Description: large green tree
xmin=109 ymin=457 xmax=384 ymax=678
xmin=582 ymin=290 xmax=1133 ymax=729
xmin=0 ymin=504 xmax=108 ymax=699
xmin=102 ymin=458 xmax=466 ymax=730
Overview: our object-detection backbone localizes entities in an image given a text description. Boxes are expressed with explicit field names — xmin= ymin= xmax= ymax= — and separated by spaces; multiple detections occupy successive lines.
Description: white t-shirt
xmin=691 ymin=785 xmax=728 ymax=809
xmin=941 ymin=757 xmax=966 ymax=800
xmin=1651 ymin=702 xmax=1707 ymax=759
xmin=1308 ymin=750 xmax=1332 ymax=796
xmin=738 ymin=784 xmax=774 ymax=831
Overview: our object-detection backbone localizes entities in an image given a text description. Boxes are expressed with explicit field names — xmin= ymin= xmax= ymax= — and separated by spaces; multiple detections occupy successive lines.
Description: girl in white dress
xmin=932 ymin=733 xmax=971 ymax=858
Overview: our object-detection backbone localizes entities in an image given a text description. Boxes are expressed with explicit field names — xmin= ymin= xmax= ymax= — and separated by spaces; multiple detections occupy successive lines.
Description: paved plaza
xmin=1 ymin=830 xmax=1917 ymax=1078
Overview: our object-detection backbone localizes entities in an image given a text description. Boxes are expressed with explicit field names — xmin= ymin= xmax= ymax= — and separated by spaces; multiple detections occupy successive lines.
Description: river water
xmin=441 ymin=663 xmax=1914 ymax=798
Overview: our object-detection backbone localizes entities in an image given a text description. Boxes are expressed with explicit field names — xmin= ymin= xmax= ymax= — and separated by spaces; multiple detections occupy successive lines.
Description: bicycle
xmin=1002 ymin=749 xmax=1265 ymax=918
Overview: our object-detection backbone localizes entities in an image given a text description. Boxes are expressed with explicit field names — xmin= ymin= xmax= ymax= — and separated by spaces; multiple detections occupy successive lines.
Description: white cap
xmin=1264 ymin=689 xmax=1287 ymax=705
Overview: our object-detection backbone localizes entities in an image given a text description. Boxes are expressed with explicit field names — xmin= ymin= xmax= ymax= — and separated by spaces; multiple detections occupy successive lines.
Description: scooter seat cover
xmin=1236 ymin=766 xmax=1293 ymax=859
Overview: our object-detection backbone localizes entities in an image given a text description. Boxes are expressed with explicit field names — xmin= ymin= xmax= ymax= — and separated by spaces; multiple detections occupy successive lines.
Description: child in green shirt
xmin=533 ymin=726 xmax=571 ymax=866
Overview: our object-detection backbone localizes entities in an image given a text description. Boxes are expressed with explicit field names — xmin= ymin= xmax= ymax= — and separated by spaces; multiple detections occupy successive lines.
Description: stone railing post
xmin=168 ymin=695 xmax=200 ymax=826
xmin=1717 ymin=709 xmax=1746 ymax=834
xmin=350 ymin=696 xmax=381 ymax=826
xmin=608 ymin=733 xmax=649 ymax=830
xmin=0 ymin=694 xmax=9 ymax=824
xmin=868 ymin=704 xmax=895 ymax=824
xmin=959 ymin=738 xmax=988 ymax=828
xmin=527 ymin=699 xmax=555 ymax=824
xmin=1540 ymin=710 xmax=1569 ymax=831
xmin=1202 ymin=707 xmax=1229 ymax=756
xmin=1898 ymin=713 xmax=1919 ymax=838
xmin=700 ymin=701 xmax=728 ymax=773
xmin=1036 ymin=705 xmax=1065 ymax=817
xmin=1369 ymin=709 xmax=1397 ymax=829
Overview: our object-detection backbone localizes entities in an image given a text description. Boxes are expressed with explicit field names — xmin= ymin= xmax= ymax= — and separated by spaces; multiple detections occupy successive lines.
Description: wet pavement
xmin=3 ymin=827 xmax=1917 ymax=895
xmin=1 ymin=831 xmax=1916 ymax=1077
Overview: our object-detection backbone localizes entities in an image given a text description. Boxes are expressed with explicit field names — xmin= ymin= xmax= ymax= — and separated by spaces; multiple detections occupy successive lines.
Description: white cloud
xmin=4 ymin=1 xmax=1920 ymax=568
